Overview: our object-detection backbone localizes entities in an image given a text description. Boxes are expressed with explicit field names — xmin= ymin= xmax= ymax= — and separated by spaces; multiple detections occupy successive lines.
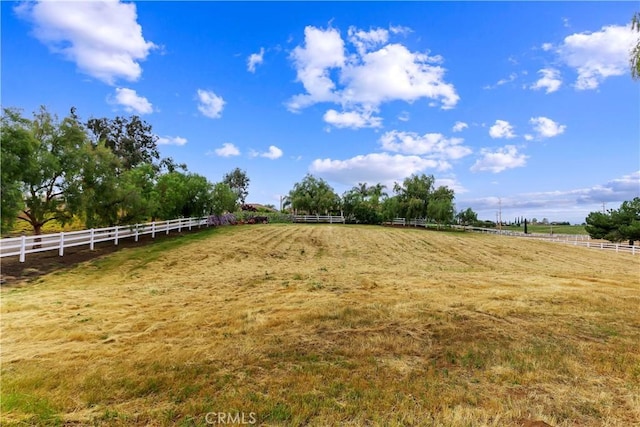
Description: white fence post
xmin=59 ymin=232 xmax=65 ymax=256
xmin=166 ymin=220 xmax=170 ymax=235
xmin=115 ymin=226 xmax=119 ymax=245
xmin=90 ymin=229 xmax=95 ymax=250
xmin=152 ymin=222 xmax=156 ymax=239
xmin=178 ymin=219 xmax=182 ymax=233
xmin=135 ymin=225 xmax=139 ymax=242
xmin=189 ymin=218 xmax=193 ymax=231
xmin=19 ymin=235 xmax=26 ymax=263
xmin=616 ymin=244 xmax=619 ymax=253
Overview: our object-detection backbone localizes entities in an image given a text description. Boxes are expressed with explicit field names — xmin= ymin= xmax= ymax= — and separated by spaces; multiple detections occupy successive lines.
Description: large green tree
xmin=1 ymin=108 xmax=37 ymax=233
xmin=427 ymin=186 xmax=455 ymax=228
xmin=155 ymin=171 xmax=213 ymax=220
xmin=86 ymin=115 xmax=160 ymax=171
xmin=288 ymin=174 xmax=340 ymax=215
xmin=585 ymin=198 xmax=640 ymax=245
xmin=211 ymin=182 xmax=238 ymax=215
xmin=222 ymin=167 xmax=250 ymax=205
xmin=13 ymin=107 xmax=87 ymax=235
xmin=342 ymin=182 xmax=387 ymax=224
xmin=393 ymin=174 xmax=436 ymax=219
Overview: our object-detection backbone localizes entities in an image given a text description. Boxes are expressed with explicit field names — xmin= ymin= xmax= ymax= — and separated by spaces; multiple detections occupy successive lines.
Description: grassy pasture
xmin=1 ymin=224 xmax=639 ymax=426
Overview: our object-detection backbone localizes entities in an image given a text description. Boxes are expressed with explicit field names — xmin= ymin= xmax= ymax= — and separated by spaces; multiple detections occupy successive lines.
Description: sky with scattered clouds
xmin=2 ymin=1 xmax=638 ymax=223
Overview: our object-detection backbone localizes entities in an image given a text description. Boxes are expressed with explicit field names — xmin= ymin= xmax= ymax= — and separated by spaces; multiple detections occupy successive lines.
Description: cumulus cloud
xmin=288 ymin=26 xmax=345 ymax=110
xmin=110 ymin=88 xmax=153 ymax=114
xmin=287 ymin=24 xmax=459 ymax=123
xmin=452 ymin=121 xmax=468 ymax=132
xmin=157 ymin=135 xmax=187 ymax=146
xmin=247 ymin=47 xmax=265 ymax=73
xmin=323 ymin=109 xmax=382 ymax=129
xmin=530 ymin=116 xmax=566 ymax=138
xmin=398 ymin=111 xmax=410 ymax=122
xmin=252 ymin=145 xmax=283 ymax=160
xmin=15 ymin=0 xmax=156 ymax=85
xmin=489 ymin=120 xmax=516 ymax=139
xmin=197 ymin=89 xmax=225 ymax=119
xmin=310 ymin=152 xmax=439 ymax=187
xmin=471 ymin=145 xmax=528 ymax=173
xmin=379 ymin=130 xmax=471 ymax=161
xmin=211 ymin=143 xmax=240 ymax=157
xmin=557 ymin=24 xmax=637 ymax=90
xmin=530 ymin=68 xmax=562 ymax=93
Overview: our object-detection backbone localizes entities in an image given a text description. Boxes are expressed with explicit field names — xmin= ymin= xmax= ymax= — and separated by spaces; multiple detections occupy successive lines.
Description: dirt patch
xmin=0 ymin=226 xmax=212 ymax=286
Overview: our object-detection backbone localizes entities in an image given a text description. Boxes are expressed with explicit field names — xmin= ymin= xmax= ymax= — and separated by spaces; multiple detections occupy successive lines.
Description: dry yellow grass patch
xmin=2 ymin=224 xmax=639 ymax=426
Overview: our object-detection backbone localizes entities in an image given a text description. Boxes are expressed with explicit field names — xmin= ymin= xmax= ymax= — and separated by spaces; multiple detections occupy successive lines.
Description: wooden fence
xmin=1 ymin=217 xmax=209 ymax=263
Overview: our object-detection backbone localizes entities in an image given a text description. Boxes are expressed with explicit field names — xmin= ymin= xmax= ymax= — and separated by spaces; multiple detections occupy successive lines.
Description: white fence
xmin=387 ymin=218 xmax=636 ymax=255
xmin=1 ymin=217 xmax=209 ymax=263
xmin=293 ymin=215 xmax=345 ymax=224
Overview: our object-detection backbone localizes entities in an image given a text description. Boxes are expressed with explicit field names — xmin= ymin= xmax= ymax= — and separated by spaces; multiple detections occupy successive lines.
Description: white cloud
xmin=435 ymin=177 xmax=468 ymax=194
xmin=452 ymin=121 xmax=468 ymax=132
xmin=197 ymin=89 xmax=225 ymax=119
xmin=471 ymin=145 xmax=528 ymax=173
xmin=484 ymin=72 xmax=517 ymax=89
xmin=287 ymin=25 xmax=459 ymax=121
xmin=530 ymin=68 xmax=562 ymax=93
xmin=323 ymin=109 xmax=382 ymax=129
xmin=247 ymin=47 xmax=265 ymax=73
xmin=541 ymin=43 xmax=553 ymax=51
xmin=379 ymin=130 xmax=471 ymax=162
xmin=347 ymin=26 xmax=389 ymax=55
xmin=288 ymin=26 xmax=345 ymax=110
xmin=110 ymin=88 xmax=153 ymax=114
xmin=261 ymin=145 xmax=283 ymax=160
xmin=398 ymin=111 xmax=410 ymax=122
xmin=557 ymin=24 xmax=637 ymax=90
xmin=524 ymin=134 xmax=534 ymax=141
xmin=310 ymin=152 xmax=439 ymax=187
xmin=462 ymin=171 xmax=640 ymax=223
xmin=157 ymin=135 xmax=187 ymax=146
xmin=211 ymin=143 xmax=240 ymax=157
xmin=530 ymin=116 xmax=566 ymax=138
xmin=15 ymin=0 xmax=156 ymax=85
xmin=489 ymin=120 xmax=516 ymax=139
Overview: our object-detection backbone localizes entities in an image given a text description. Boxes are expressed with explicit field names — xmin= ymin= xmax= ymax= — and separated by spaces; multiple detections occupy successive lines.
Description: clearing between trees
xmin=1 ymin=224 xmax=638 ymax=426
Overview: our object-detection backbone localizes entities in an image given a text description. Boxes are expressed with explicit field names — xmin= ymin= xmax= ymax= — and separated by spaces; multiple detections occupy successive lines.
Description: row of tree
xmin=585 ymin=198 xmax=640 ymax=245
xmin=1 ymin=106 xmax=250 ymax=234
xmin=285 ymin=173 xmax=476 ymax=227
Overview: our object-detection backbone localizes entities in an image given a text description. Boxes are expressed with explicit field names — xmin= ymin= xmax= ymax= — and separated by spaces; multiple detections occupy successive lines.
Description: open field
xmin=502 ymin=224 xmax=587 ymax=235
xmin=1 ymin=224 xmax=639 ymax=426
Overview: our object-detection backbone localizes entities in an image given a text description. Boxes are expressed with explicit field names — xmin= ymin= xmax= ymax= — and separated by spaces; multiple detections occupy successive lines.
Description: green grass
xmin=505 ymin=224 xmax=587 ymax=234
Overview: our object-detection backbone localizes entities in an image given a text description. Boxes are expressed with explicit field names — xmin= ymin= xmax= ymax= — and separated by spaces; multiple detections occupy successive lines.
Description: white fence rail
xmin=293 ymin=215 xmax=345 ymax=224
xmin=387 ymin=218 xmax=636 ymax=255
xmin=1 ymin=217 xmax=209 ymax=263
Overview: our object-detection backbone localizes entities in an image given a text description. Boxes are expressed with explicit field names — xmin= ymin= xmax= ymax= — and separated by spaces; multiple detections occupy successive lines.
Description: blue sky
xmin=2 ymin=1 xmax=639 ymax=224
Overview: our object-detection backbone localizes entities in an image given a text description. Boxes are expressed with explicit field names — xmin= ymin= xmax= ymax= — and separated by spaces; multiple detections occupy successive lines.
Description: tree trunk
xmin=33 ymin=223 xmax=43 ymax=248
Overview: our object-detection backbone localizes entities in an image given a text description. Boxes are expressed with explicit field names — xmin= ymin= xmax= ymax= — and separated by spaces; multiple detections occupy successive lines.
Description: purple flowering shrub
xmin=207 ymin=213 xmax=237 ymax=226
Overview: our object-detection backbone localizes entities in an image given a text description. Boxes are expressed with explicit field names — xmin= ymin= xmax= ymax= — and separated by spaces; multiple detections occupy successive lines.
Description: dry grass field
xmin=1 ymin=224 xmax=639 ymax=426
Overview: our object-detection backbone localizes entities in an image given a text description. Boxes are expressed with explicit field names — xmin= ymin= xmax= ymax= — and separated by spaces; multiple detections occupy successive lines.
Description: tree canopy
xmin=1 ymin=106 xmax=245 ymax=234
xmin=288 ymin=174 xmax=340 ymax=215
xmin=585 ymin=198 xmax=640 ymax=245
xmin=223 ymin=168 xmax=250 ymax=205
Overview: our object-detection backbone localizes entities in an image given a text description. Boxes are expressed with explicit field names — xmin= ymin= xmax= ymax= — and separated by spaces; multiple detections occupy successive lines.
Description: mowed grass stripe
xmin=1 ymin=224 xmax=639 ymax=426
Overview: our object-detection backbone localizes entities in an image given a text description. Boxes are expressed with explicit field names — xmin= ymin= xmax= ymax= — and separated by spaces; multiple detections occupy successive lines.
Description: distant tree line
xmin=1 ymin=106 xmax=250 ymax=234
xmin=284 ymin=173 xmax=478 ymax=228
